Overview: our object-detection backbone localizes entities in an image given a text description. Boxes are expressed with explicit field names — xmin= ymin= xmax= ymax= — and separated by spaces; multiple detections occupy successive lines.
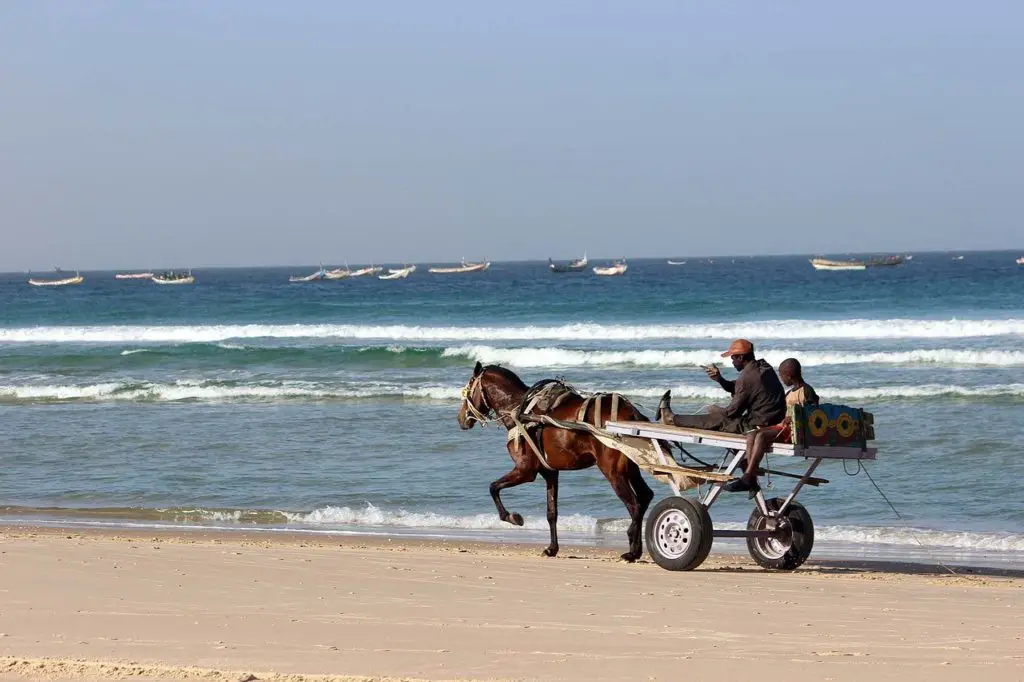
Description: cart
xmin=603 ymin=403 xmax=876 ymax=571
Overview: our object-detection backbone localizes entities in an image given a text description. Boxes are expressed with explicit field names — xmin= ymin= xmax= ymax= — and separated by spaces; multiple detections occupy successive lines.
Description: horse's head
xmin=458 ymin=362 xmax=492 ymax=429
xmin=457 ymin=362 xmax=526 ymax=430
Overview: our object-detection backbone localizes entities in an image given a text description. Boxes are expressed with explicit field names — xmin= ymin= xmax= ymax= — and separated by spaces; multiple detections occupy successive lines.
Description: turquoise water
xmin=2 ymin=252 xmax=1023 ymax=566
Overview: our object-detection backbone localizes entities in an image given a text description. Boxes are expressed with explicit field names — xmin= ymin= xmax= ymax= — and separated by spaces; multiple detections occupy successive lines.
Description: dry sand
xmin=1 ymin=526 xmax=1021 ymax=681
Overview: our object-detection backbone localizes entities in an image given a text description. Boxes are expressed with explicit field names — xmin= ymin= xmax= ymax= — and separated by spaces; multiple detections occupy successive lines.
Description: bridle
xmin=461 ymin=373 xmax=499 ymax=426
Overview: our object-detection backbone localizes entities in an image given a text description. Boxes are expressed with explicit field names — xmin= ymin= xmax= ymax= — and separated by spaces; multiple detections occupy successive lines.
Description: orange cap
xmin=721 ymin=339 xmax=754 ymax=358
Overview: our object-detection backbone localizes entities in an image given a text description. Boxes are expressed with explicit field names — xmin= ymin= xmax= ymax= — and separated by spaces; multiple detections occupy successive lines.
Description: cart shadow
xmin=707 ymin=558 xmax=1024 ymax=579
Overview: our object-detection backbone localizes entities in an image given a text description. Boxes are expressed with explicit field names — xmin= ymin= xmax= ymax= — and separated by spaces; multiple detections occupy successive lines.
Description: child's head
xmin=779 ymin=358 xmax=803 ymax=387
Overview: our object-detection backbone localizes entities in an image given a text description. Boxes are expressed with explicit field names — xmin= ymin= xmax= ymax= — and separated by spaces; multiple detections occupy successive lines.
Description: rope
xmin=857 ymin=463 xmax=958 ymax=576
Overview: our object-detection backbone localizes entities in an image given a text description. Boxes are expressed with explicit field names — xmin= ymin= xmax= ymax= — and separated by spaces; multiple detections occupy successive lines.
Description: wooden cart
xmin=603 ymin=404 xmax=876 ymax=570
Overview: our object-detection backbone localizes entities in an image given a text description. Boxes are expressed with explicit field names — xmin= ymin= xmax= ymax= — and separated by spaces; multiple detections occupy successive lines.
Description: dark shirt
xmin=717 ymin=359 xmax=787 ymax=428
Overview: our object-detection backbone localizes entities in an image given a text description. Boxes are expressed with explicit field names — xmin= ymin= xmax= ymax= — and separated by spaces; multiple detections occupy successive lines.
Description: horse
xmin=457 ymin=362 xmax=654 ymax=561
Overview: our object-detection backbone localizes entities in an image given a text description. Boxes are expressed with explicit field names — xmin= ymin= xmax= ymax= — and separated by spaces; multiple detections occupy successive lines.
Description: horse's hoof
xmin=620 ymin=551 xmax=640 ymax=563
xmin=507 ymin=512 xmax=525 ymax=527
xmin=542 ymin=546 xmax=559 ymax=558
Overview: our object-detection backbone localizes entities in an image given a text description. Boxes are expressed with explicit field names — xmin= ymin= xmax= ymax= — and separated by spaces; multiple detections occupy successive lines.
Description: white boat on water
xmin=289 ymin=265 xmax=327 ymax=283
xmin=29 ymin=271 xmax=83 ymax=287
xmin=115 ymin=272 xmax=155 ymax=280
xmin=593 ymin=260 xmax=628 ymax=276
xmin=349 ymin=264 xmax=384 ymax=277
xmin=667 ymin=260 xmax=686 ymax=265
xmin=1017 ymin=256 xmax=1024 ymax=265
xmin=152 ymin=270 xmax=195 ymax=285
xmin=810 ymin=258 xmax=866 ymax=271
xmin=379 ymin=264 xmax=416 ymax=280
xmin=428 ymin=259 xmax=490 ymax=274
xmin=325 ymin=267 xmax=351 ymax=280
xmin=549 ymin=252 xmax=588 ymax=272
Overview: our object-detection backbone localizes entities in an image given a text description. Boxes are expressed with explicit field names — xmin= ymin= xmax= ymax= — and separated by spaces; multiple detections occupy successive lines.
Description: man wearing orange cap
xmin=658 ymin=338 xmax=786 ymax=435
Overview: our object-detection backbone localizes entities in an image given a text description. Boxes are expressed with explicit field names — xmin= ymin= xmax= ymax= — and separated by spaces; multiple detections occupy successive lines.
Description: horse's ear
xmin=473 ymin=361 xmax=483 ymax=376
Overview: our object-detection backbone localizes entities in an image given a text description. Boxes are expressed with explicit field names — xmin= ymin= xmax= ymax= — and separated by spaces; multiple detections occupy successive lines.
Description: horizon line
xmin=3 ymin=248 xmax=1022 ymax=274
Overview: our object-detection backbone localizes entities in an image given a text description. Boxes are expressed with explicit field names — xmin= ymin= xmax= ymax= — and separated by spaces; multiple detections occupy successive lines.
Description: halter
xmin=461 ymin=373 xmax=498 ymax=426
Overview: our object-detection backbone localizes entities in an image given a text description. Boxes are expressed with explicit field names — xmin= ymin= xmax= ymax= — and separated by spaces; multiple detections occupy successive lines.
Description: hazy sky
xmin=1 ymin=1 xmax=1021 ymax=270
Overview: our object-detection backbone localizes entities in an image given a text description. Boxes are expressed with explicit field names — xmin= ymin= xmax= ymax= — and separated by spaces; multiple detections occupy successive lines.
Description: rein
xmin=461 ymin=374 xmax=503 ymax=427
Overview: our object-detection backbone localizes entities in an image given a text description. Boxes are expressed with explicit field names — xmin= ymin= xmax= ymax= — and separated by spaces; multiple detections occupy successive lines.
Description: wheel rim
xmin=654 ymin=508 xmax=693 ymax=559
xmin=753 ymin=514 xmax=792 ymax=560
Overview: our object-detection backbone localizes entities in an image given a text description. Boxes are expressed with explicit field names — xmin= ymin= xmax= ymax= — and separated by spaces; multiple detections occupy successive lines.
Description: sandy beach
xmin=0 ymin=527 xmax=1021 ymax=681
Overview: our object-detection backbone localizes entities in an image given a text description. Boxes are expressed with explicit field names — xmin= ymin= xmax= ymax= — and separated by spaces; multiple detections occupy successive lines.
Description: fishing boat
xmin=152 ymin=270 xmax=195 ymax=285
xmin=114 ymin=271 xmax=155 ymax=280
xmin=667 ymin=260 xmax=687 ymax=265
xmin=593 ymin=260 xmax=628 ymax=276
xmin=349 ymin=264 xmax=384 ymax=278
xmin=379 ymin=264 xmax=416 ymax=280
xmin=28 ymin=270 xmax=83 ymax=287
xmin=810 ymin=258 xmax=866 ymax=271
xmin=865 ymin=255 xmax=904 ymax=268
xmin=428 ymin=259 xmax=490 ymax=274
xmin=324 ymin=266 xmax=351 ymax=280
xmin=289 ymin=265 xmax=327 ymax=283
xmin=548 ymin=252 xmax=588 ymax=273
xmin=379 ymin=267 xmax=412 ymax=280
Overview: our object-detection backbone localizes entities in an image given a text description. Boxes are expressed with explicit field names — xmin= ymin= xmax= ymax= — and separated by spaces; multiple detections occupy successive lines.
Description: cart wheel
xmin=746 ymin=498 xmax=814 ymax=570
xmin=645 ymin=496 xmax=713 ymax=571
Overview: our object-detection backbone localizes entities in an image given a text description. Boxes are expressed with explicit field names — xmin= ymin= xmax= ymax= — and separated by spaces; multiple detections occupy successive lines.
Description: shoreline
xmin=4 ymin=523 xmax=1024 ymax=579
xmin=1 ymin=525 xmax=1022 ymax=681
xmin=4 ymin=516 xmax=1024 ymax=573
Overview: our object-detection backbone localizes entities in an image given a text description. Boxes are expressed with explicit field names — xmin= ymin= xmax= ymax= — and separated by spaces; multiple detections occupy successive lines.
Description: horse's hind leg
xmin=627 ymin=462 xmax=654 ymax=559
xmin=598 ymin=455 xmax=644 ymax=562
xmin=490 ymin=465 xmax=537 ymax=527
xmin=540 ymin=468 xmax=559 ymax=557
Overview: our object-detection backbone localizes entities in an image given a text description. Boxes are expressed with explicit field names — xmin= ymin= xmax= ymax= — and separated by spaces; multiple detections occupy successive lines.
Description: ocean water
xmin=2 ymin=252 xmax=1023 ymax=568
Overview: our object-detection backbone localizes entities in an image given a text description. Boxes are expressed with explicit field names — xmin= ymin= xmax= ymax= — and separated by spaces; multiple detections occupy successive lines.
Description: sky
xmin=1 ymin=1 xmax=1021 ymax=270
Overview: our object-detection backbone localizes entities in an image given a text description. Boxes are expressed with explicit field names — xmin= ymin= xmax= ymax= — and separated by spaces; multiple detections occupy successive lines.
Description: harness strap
xmin=508 ymin=416 xmax=554 ymax=470
xmin=611 ymin=392 xmax=620 ymax=424
xmin=575 ymin=396 xmax=590 ymax=423
xmin=593 ymin=394 xmax=603 ymax=429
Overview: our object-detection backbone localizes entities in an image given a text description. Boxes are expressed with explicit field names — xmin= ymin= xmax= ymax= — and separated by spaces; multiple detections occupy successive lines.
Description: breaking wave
xmin=1 ymin=380 xmax=1022 ymax=404
xmin=2 ymin=318 xmax=1023 ymax=344
xmin=443 ymin=345 xmax=1024 ymax=368
xmin=4 ymin=504 xmax=1022 ymax=553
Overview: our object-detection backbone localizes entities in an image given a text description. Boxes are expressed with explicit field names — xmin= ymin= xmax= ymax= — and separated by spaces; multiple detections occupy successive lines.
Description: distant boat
xmin=428 ymin=259 xmax=490 ymax=274
xmin=289 ymin=265 xmax=327 ymax=283
xmin=29 ymin=271 xmax=83 ymax=287
xmin=954 ymin=255 xmax=964 ymax=261
xmin=114 ymin=272 xmax=155 ymax=280
xmin=152 ymin=270 xmax=195 ymax=285
xmin=810 ymin=258 xmax=866 ymax=271
xmin=549 ymin=252 xmax=588 ymax=273
xmin=667 ymin=260 xmax=686 ymax=265
xmin=349 ymin=264 xmax=384 ymax=277
xmin=593 ymin=259 xmax=627 ymax=276
xmin=379 ymin=264 xmax=416 ymax=280
xmin=1017 ymin=256 xmax=1024 ymax=265
xmin=324 ymin=267 xmax=351 ymax=280
xmin=865 ymin=255 xmax=904 ymax=268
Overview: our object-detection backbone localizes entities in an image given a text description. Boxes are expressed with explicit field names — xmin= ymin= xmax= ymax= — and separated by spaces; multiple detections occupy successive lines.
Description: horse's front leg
xmin=540 ymin=468 xmax=559 ymax=557
xmin=489 ymin=464 xmax=537 ymax=527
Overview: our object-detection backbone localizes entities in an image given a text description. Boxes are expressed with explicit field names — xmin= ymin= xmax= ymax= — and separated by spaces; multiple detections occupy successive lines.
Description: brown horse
xmin=457 ymin=362 xmax=654 ymax=561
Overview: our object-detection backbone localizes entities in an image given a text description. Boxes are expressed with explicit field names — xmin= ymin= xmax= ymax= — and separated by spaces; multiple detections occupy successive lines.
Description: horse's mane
xmin=482 ymin=364 xmax=528 ymax=391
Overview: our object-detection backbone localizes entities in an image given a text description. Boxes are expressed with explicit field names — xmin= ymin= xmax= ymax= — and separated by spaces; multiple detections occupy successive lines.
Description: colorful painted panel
xmin=790 ymin=403 xmax=874 ymax=448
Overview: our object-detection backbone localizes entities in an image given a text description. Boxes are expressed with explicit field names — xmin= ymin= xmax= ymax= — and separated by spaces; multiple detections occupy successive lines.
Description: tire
xmin=746 ymin=497 xmax=814 ymax=570
xmin=645 ymin=496 xmax=713 ymax=571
